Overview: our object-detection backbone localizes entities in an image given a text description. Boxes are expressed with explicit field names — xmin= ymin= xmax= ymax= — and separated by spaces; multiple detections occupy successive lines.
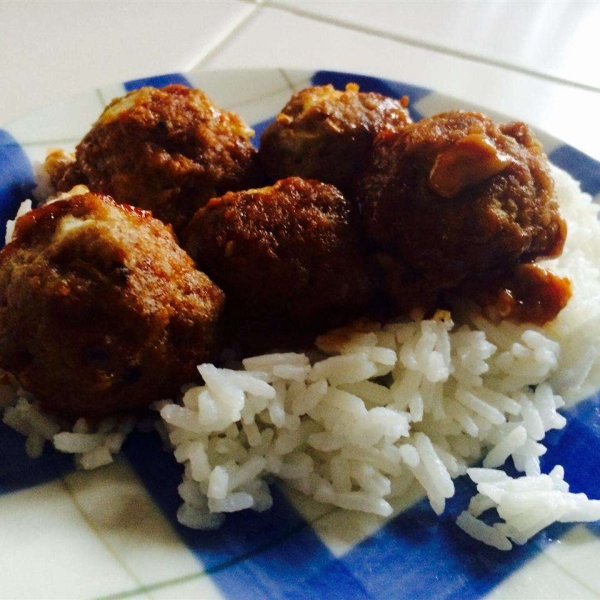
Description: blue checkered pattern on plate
xmin=0 ymin=69 xmax=599 ymax=600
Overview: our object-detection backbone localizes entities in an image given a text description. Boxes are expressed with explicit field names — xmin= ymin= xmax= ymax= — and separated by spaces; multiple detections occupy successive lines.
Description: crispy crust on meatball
xmin=259 ymin=84 xmax=411 ymax=192
xmin=0 ymin=192 xmax=225 ymax=417
xmin=183 ymin=177 xmax=376 ymax=330
xmin=356 ymin=111 xmax=567 ymax=312
xmin=57 ymin=85 xmax=259 ymax=235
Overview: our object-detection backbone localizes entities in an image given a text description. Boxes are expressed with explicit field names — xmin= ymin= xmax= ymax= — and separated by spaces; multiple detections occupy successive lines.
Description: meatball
xmin=0 ymin=192 xmax=225 ymax=417
xmin=259 ymin=83 xmax=411 ymax=192
xmin=356 ymin=111 xmax=567 ymax=313
xmin=56 ymin=85 xmax=258 ymax=235
xmin=183 ymin=177 xmax=375 ymax=335
xmin=455 ymin=263 xmax=572 ymax=326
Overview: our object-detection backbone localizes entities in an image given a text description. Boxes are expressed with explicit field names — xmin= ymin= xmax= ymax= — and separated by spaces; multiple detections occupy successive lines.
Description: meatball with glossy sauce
xmin=56 ymin=85 xmax=259 ymax=235
xmin=259 ymin=83 xmax=411 ymax=192
xmin=183 ymin=177 xmax=376 ymax=340
xmin=356 ymin=111 xmax=567 ymax=314
xmin=0 ymin=192 xmax=225 ymax=417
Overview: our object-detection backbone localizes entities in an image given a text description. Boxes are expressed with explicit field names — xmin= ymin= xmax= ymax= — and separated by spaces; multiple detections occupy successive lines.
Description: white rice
xmin=0 ymin=377 xmax=136 ymax=468
xmin=458 ymin=466 xmax=600 ymax=549
xmin=4 ymin=199 xmax=32 ymax=245
xmin=2 ymin=164 xmax=600 ymax=548
xmin=156 ymin=165 xmax=600 ymax=547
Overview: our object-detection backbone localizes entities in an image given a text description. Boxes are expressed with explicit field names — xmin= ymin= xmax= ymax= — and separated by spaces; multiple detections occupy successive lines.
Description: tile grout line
xmin=59 ymin=475 xmax=150 ymax=600
xmin=182 ymin=2 xmax=261 ymax=72
xmin=262 ymin=0 xmax=600 ymax=94
xmin=95 ymin=88 xmax=107 ymax=110
xmin=278 ymin=68 xmax=297 ymax=93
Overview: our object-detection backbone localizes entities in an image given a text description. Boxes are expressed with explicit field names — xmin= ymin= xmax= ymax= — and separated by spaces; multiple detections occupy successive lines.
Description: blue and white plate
xmin=1 ymin=69 xmax=600 ymax=600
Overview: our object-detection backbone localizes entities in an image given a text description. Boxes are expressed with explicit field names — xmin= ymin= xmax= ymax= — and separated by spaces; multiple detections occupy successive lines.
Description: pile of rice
xmin=2 ymin=165 xmax=600 ymax=549
xmin=0 ymin=377 xmax=136 ymax=470
xmin=157 ymin=165 xmax=600 ymax=547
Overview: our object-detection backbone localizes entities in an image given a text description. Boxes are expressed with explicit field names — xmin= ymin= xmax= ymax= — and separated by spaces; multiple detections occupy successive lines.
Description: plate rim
xmin=1 ymin=66 xmax=598 ymax=169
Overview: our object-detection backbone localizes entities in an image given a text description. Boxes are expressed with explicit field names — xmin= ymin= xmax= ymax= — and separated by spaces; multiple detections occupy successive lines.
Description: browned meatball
xmin=0 ymin=192 xmax=225 ymax=417
xmin=355 ymin=111 xmax=567 ymax=313
xmin=57 ymin=85 xmax=258 ymax=235
xmin=183 ymin=177 xmax=375 ymax=333
xmin=259 ymin=84 xmax=411 ymax=192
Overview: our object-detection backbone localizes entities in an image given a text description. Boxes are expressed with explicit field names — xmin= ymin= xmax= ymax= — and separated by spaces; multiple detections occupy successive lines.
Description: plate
xmin=1 ymin=69 xmax=600 ymax=600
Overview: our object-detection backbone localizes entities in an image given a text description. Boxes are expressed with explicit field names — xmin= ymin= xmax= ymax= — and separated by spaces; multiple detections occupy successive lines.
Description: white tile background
xmin=1 ymin=1 xmax=599 ymax=160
